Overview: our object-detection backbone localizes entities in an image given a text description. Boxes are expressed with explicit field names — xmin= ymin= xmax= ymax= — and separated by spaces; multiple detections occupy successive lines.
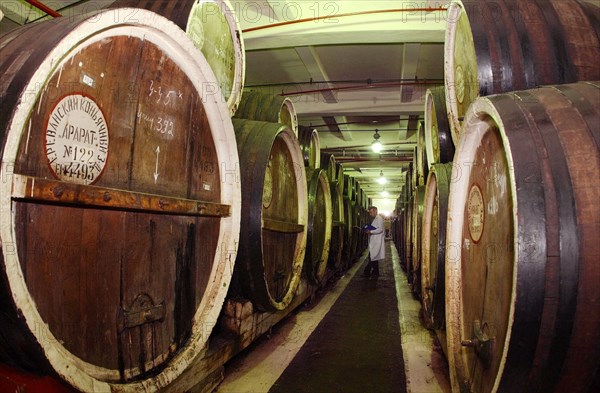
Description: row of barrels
xmin=0 ymin=2 xmax=373 ymax=392
xmin=392 ymin=1 xmax=599 ymax=392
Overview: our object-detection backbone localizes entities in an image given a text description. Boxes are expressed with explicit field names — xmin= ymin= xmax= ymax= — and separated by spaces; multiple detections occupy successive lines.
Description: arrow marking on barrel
xmin=154 ymin=146 xmax=160 ymax=183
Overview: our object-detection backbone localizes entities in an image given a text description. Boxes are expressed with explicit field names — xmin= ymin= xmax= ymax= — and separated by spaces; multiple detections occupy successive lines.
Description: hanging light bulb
xmin=380 ymin=188 xmax=389 ymax=197
xmin=377 ymin=170 xmax=387 ymax=185
xmin=371 ymin=129 xmax=383 ymax=152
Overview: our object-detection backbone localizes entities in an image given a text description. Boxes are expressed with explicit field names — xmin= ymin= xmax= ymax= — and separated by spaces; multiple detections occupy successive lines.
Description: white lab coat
xmin=368 ymin=214 xmax=385 ymax=261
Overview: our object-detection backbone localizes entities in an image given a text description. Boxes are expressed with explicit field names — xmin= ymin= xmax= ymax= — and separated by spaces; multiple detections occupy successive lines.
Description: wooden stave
xmin=304 ymin=168 xmax=333 ymax=285
xmin=424 ymin=86 xmax=455 ymax=166
xmin=420 ymin=163 xmax=453 ymax=331
xmin=110 ymin=0 xmax=245 ymax=116
xmin=231 ymin=118 xmax=308 ymax=312
xmin=0 ymin=9 xmax=241 ymax=391
xmin=444 ymin=82 xmax=600 ymax=393
xmin=444 ymin=0 xmax=600 ymax=144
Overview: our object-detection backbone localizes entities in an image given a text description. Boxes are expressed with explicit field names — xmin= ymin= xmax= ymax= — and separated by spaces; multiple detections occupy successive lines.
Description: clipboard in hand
xmin=363 ymin=224 xmax=377 ymax=231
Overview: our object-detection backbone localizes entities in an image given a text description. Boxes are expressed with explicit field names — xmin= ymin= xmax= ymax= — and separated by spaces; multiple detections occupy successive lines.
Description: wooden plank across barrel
xmin=298 ymin=125 xmax=321 ymax=169
xmin=234 ymin=90 xmax=298 ymax=136
xmin=424 ymin=86 xmax=455 ymax=166
xmin=0 ymin=8 xmax=241 ymax=392
xmin=110 ymin=0 xmax=246 ymax=116
xmin=304 ymin=168 xmax=332 ymax=285
xmin=231 ymin=118 xmax=308 ymax=312
xmin=420 ymin=162 xmax=453 ymax=334
xmin=445 ymin=81 xmax=599 ymax=393
xmin=444 ymin=0 xmax=600 ymax=143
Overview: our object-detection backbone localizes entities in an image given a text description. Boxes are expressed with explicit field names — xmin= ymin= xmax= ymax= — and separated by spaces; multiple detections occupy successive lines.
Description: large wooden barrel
xmin=353 ymin=202 xmax=367 ymax=257
xmin=444 ymin=0 xmax=600 ymax=142
xmin=343 ymin=174 xmax=355 ymax=201
xmin=410 ymin=185 xmax=426 ymax=297
xmin=0 ymin=9 xmax=241 ymax=391
xmin=445 ymin=82 xmax=600 ymax=393
xmin=304 ymin=168 xmax=332 ymax=285
xmin=231 ymin=118 xmax=308 ymax=311
xmin=328 ymin=182 xmax=345 ymax=271
xmin=320 ymin=153 xmax=343 ymax=186
xmin=298 ymin=126 xmax=321 ymax=169
xmin=421 ymin=163 xmax=453 ymax=332
xmin=354 ymin=180 xmax=362 ymax=207
xmin=403 ymin=194 xmax=414 ymax=273
xmin=111 ymin=0 xmax=245 ymax=116
xmin=335 ymin=162 xmax=345 ymax=196
xmin=416 ymin=121 xmax=429 ymax=187
xmin=234 ymin=90 xmax=298 ymax=136
xmin=424 ymin=86 xmax=455 ymax=166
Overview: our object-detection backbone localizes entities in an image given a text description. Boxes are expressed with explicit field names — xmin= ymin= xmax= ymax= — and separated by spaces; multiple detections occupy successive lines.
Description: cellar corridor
xmin=216 ymin=241 xmax=451 ymax=393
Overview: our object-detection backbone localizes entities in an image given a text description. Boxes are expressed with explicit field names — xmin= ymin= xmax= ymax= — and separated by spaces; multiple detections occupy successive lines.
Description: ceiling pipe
xmin=280 ymin=80 xmax=442 ymax=97
xmin=24 ymin=0 xmax=61 ymax=18
xmin=243 ymin=7 xmax=447 ymax=33
xmin=322 ymin=141 xmax=415 ymax=150
xmin=317 ymin=128 xmax=406 ymax=132
xmin=29 ymin=0 xmax=91 ymax=23
xmin=246 ymin=78 xmax=444 ymax=88
xmin=334 ymin=157 xmax=412 ymax=162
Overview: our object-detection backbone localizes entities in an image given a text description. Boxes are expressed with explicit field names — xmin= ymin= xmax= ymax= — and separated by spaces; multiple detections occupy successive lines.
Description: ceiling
xmin=0 ymin=0 xmax=448 ymax=214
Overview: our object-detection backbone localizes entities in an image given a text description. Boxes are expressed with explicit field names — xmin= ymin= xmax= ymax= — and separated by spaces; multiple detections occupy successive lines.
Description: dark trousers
xmin=363 ymin=256 xmax=380 ymax=277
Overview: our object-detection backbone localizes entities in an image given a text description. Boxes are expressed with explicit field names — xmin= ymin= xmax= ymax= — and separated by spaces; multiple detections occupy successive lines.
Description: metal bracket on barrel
xmin=461 ymin=319 xmax=494 ymax=369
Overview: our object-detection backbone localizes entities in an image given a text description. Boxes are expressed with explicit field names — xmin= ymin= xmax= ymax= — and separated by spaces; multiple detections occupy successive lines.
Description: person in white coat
xmin=362 ymin=206 xmax=385 ymax=277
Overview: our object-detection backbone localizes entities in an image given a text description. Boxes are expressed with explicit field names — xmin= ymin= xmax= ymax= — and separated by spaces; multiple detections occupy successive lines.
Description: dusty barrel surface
xmin=444 ymin=0 xmax=600 ymax=142
xmin=231 ymin=118 xmax=307 ymax=311
xmin=0 ymin=9 xmax=241 ymax=392
xmin=234 ymin=90 xmax=298 ymax=136
xmin=420 ymin=162 xmax=453 ymax=331
xmin=298 ymin=126 xmax=321 ymax=169
xmin=110 ymin=0 xmax=245 ymax=116
xmin=425 ymin=86 xmax=455 ymax=165
xmin=445 ymin=81 xmax=600 ymax=393
xmin=304 ymin=168 xmax=332 ymax=285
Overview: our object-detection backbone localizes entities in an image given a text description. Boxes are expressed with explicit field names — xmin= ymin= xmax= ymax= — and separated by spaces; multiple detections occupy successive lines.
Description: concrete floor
xmin=215 ymin=241 xmax=451 ymax=393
